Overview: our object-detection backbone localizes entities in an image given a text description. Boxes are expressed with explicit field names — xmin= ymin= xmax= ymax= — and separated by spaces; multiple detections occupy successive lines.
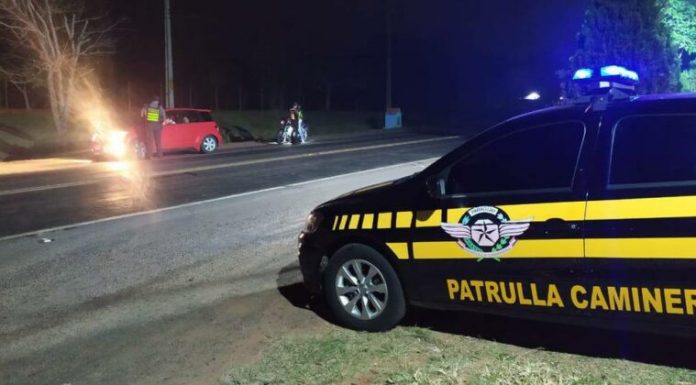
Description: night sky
xmin=107 ymin=0 xmax=589 ymax=121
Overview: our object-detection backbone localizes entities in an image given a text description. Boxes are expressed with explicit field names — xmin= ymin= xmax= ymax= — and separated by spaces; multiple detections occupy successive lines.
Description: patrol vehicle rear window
xmin=445 ymin=121 xmax=585 ymax=195
xmin=610 ymin=115 xmax=696 ymax=188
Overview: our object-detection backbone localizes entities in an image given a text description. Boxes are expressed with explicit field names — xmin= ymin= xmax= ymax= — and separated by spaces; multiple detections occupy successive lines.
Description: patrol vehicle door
xmin=408 ymin=117 xmax=594 ymax=320
xmin=585 ymin=111 xmax=696 ymax=333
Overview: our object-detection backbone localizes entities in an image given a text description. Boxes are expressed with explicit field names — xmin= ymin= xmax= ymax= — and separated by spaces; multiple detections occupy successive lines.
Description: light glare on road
xmin=0 ymin=158 xmax=92 ymax=176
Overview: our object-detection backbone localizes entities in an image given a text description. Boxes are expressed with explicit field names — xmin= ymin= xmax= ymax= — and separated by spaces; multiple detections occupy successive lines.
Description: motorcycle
xmin=276 ymin=119 xmax=309 ymax=145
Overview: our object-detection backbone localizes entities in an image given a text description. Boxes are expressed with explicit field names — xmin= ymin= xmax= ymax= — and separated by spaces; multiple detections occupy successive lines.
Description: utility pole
xmin=164 ymin=0 xmax=175 ymax=108
xmin=385 ymin=0 xmax=392 ymax=110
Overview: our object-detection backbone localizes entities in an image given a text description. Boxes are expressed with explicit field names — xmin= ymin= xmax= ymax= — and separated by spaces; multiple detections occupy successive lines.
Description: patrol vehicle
xmin=298 ymin=65 xmax=696 ymax=336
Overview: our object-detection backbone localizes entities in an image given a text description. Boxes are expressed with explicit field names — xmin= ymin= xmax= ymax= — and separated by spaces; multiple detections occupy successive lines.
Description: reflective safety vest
xmin=146 ymin=107 xmax=160 ymax=122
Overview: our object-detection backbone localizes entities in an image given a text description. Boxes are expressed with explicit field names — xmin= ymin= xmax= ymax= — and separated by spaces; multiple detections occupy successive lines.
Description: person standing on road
xmin=140 ymin=96 xmax=166 ymax=158
xmin=289 ymin=102 xmax=305 ymax=135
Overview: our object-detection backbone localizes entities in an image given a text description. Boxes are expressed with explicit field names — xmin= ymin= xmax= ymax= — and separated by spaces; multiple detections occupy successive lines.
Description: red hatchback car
xmin=91 ymin=108 xmax=223 ymax=160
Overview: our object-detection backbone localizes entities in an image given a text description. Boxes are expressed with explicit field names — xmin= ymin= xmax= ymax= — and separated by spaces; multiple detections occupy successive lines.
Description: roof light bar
xmin=572 ymin=68 xmax=594 ymax=80
xmin=600 ymin=65 xmax=639 ymax=81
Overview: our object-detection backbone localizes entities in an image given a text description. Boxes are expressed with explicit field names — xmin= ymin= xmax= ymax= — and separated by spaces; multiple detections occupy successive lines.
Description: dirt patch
xmin=0 ymin=287 xmax=332 ymax=385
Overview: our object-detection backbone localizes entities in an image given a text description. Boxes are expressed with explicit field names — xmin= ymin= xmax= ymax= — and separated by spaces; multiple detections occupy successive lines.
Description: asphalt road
xmin=0 ymin=157 xmax=438 ymax=385
xmin=0 ymin=131 xmax=465 ymax=238
xmin=0 ymin=131 xmax=464 ymax=385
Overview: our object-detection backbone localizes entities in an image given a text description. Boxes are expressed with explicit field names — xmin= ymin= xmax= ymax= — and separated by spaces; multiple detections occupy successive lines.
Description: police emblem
xmin=441 ymin=206 xmax=531 ymax=261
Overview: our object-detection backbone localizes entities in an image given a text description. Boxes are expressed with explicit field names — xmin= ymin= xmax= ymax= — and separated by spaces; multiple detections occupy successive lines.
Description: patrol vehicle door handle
xmin=544 ymin=218 xmax=579 ymax=234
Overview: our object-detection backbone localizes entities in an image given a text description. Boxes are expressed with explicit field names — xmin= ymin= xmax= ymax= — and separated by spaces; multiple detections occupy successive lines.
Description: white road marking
xmin=0 ymin=136 xmax=457 ymax=197
xmin=0 ymin=158 xmax=437 ymax=242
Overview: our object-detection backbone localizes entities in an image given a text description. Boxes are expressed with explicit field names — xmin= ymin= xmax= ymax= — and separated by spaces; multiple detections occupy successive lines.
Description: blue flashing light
xmin=572 ymin=68 xmax=593 ymax=80
xmin=600 ymin=65 xmax=624 ymax=76
xmin=623 ymin=69 xmax=639 ymax=81
xmin=600 ymin=65 xmax=639 ymax=81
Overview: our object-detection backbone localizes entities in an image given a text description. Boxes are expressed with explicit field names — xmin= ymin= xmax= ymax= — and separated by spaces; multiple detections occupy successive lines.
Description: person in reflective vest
xmin=140 ymin=96 xmax=166 ymax=158
xmin=289 ymin=102 xmax=302 ymax=132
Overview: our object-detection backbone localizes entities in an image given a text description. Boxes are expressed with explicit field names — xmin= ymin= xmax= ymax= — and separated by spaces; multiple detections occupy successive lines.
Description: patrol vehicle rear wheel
xmin=324 ymin=244 xmax=406 ymax=331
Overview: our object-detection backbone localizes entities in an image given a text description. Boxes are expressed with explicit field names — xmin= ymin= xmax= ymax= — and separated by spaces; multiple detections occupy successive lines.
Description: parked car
xmin=90 ymin=108 xmax=223 ymax=160
xmin=298 ymin=65 xmax=696 ymax=336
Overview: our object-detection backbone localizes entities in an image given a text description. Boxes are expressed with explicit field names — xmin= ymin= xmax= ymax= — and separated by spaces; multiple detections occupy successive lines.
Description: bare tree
xmin=0 ymin=62 xmax=41 ymax=109
xmin=0 ymin=0 xmax=116 ymax=135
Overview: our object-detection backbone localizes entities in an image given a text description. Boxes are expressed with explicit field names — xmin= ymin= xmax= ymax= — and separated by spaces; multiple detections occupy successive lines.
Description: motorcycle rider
xmin=288 ymin=102 xmax=301 ymax=132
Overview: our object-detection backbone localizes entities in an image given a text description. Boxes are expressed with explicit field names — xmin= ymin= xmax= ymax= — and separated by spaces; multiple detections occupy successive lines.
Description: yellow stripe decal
xmin=339 ymin=215 xmax=349 ymax=230
xmin=447 ymin=208 xmax=469 ymax=224
xmin=377 ymin=212 xmax=392 ymax=229
xmin=386 ymin=242 xmax=409 ymax=259
xmin=412 ymin=240 xmax=583 ymax=259
xmin=587 ymin=196 xmax=696 ymax=220
xmin=415 ymin=209 xmax=442 ymax=228
xmin=587 ymin=238 xmax=696 ymax=259
xmin=332 ymin=216 xmax=339 ymax=231
xmin=362 ymin=214 xmax=374 ymax=229
xmin=396 ymin=211 xmax=413 ymax=228
xmin=348 ymin=214 xmax=361 ymax=230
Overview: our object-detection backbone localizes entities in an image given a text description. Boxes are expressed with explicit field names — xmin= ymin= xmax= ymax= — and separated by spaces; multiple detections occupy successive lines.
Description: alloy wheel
xmin=335 ymin=259 xmax=388 ymax=320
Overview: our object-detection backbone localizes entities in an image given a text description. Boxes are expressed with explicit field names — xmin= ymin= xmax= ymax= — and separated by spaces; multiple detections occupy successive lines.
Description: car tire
xmin=323 ymin=243 xmax=406 ymax=332
xmin=200 ymin=135 xmax=218 ymax=154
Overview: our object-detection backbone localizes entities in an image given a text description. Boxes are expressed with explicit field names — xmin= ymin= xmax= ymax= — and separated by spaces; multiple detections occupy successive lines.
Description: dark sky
xmin=107 ymin=0 xmax=589 ymax=118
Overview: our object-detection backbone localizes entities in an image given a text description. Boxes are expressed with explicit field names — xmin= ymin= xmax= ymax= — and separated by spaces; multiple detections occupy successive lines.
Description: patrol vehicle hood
xmin=337 ymin=180 xmax=394 ymax=198
xmin=317 ymin=173 xmax=419 ymax=210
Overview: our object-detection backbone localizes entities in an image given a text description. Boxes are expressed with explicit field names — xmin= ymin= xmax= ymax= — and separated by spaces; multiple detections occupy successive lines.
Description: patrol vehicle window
xmin=445 ymin=122 xmax=585 ymax=195
xmin=610 ymin=115 xmax=696 ymax=187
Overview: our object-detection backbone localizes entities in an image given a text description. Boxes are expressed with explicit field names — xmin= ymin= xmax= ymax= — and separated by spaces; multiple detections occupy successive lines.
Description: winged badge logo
xmin=441 ymin=206 xmax=531 ymax=261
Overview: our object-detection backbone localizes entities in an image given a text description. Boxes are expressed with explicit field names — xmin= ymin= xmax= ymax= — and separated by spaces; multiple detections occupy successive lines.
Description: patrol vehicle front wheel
xmin=324 ymin=244 xmax=406 ymax=331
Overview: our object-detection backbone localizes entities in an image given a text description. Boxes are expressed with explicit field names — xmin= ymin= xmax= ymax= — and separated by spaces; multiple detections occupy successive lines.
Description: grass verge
xmin=212 ymin=110 xmax=382 ymax=142
xmin=0 ymin=109 xmax=88 ymax=160
xmin=0 ymin=109 xmax=383 ymax=159
xmin=224 ymin=327 xmax=696 ymax=385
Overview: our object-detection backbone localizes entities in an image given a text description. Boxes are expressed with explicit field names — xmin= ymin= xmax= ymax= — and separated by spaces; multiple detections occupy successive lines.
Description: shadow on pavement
xmin=276 ymin=263 xmax=335 ymax=325
xmin=220 ymin=125 xmax=257 ymax=142
xmin=277 ymin=262 xmax=696 ymax=370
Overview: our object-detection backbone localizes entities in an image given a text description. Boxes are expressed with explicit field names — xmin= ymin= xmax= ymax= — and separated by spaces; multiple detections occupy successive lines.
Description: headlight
xmin=105 ymin=130 xmax=128 ymax=157
xmin=303 ymin=212 xmax=323 ymax=233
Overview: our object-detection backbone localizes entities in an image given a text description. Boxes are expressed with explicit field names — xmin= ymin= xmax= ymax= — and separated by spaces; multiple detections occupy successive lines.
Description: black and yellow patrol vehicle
xmin=298 ymin=65 xmax=696 ymax=336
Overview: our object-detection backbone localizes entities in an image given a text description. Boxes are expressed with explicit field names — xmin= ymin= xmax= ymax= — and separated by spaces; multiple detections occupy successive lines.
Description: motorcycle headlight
xmin=303 ymin=212 xmax=323 ymax=233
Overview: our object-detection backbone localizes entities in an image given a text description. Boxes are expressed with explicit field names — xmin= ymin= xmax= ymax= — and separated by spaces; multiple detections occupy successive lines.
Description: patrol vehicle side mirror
xmin=426 ymin=176 xmax=445 ymax=198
